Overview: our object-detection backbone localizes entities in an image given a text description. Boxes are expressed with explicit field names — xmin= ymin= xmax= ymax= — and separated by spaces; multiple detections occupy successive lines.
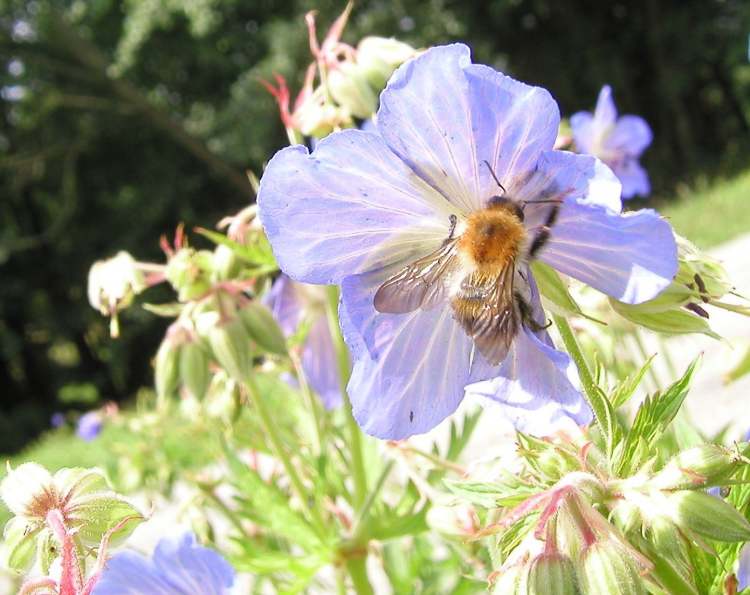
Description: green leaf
xmin=444 ymin=474 xmax=536 ymax=509
xmin=3 ymin=517 xmax=41 ymax=571
xmin=616 ymin=358 xmax=699 ymax=476
xmin=222 ymin=442 xmax=326 ymax=553
xmin=368 ymin=504 xmax=429 ymax=541
xmin=610 ymin=298 xmax=720 ymax=338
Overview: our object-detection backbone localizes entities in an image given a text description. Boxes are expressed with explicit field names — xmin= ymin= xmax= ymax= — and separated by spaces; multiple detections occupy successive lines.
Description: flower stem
xmin=553 ymin=315 xmax=608 ymax=431
xmin=345 ymin=556 xmax=374 ymax=595
xmin=324 ymin=286 xmax=368 ymax=510
xmin=243 ymin=373 xmax=327 ymax=535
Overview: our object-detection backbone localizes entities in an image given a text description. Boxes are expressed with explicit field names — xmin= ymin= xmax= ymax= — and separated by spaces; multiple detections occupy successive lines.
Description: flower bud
xmin=666 ymin=490 xmax=750 ymax=542
xmin=179 ymin=340 xmax=210 ymax=398
xmin=165 ymin=248 xmax=214 ymax=302
xmin=88 ymin=251 xmax=146 ymax=337
xmin=651 ymin=444 xmax=740 ymax=490
xmin=646 ymin=515 xmax=685 ymax=559
xmin=212 ymin=243 xmax=241 ymax=281
xmin=296 ymin=88 xmax=352 ymax=138
xmin=327 ymin=61 xmax=378 ymax=119
xmin=207 ymin=316 xmax=252 ymax=383
xmin=155 ymin=330 xmax=182 ymax=400
xmin=578 ymin=541 xmax=648 ymax=595
xmin=0 ymin=464 xmax=142 ymax=571
xmin=356 ymin=36 xmax=417 ymax=89
xmin=239 ymin=301 xmax=288 ymax=356
xmin=526 ymin=552 xmax=579 ymax=595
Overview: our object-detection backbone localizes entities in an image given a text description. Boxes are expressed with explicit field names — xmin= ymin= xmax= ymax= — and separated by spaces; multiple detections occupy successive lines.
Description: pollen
xmin=458 ymin=205 xmax=526 ymax=274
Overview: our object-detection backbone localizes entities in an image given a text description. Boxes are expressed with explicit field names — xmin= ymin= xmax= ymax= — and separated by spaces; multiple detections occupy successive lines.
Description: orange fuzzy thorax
xmin=457 ymin=205 xmax=526 ymax=275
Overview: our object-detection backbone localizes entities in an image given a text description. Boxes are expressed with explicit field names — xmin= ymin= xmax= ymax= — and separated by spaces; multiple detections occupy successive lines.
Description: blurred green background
xmin=1 ymin=0 xmax=749 ymax=453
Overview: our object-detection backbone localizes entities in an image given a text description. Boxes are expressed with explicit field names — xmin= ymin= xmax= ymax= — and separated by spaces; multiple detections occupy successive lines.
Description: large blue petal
xmin=377 ymin=44 xmax=480 ymax=214
xmin=465 ymin=327 xmax=591 ymax=435
xmin=539 ymin=202 xmax=677 ymax=304
xmin=258 ymin=129 xmax=452 ymax=285
xmin=517 ymin=150 xmax=622 ymax=232
xmin=464 ymin=63 xmax=559 ymax=198
xmin=339 ymin=268 xmax=496 ymax=439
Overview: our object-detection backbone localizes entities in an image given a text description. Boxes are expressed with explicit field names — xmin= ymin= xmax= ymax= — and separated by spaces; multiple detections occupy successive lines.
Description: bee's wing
xmin=451 ymin=263 xmax=520 ymax=366
xmin=374 ymin=239 xmax=460 ymax=314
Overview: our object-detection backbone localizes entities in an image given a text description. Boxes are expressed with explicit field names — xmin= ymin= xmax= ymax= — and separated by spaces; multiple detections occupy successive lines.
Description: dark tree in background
xmin=1 ymin=0 xmax=748 ymax=452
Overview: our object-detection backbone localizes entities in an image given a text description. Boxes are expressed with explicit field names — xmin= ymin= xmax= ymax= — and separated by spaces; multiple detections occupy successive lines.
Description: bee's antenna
xmin=482 ymin=160 xmax=506 ymax=194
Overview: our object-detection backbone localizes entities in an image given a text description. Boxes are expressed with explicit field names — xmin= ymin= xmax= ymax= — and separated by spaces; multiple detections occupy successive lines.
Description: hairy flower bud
xmin=651 ymin=444 xmax=741 ymax=491
xmin=327 ymin=61 xmax=378 ymax=119
xmin=526 ymin=551 xmax=579 ymax=595
xmin=356 ymin=36 xmax=418 ymax=89
xmin=666 ymin=490 xmax=750 ymax=542
xmin=578 ymin=541 xmax=648 ymax=595
xmin=0 ymin=464 xmax=142 ymax=572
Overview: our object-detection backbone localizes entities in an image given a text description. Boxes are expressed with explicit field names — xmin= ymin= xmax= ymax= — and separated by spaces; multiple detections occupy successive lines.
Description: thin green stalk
xmin=345 ymin=556 xmax=374 ymax=595
xmin=200 ymin=486 xmax=249 ymax=540
xmin=324 ymin=286 xmax=368 ymax=510
xmin=352 ymin=460 xmax=395 ymax=540
xmin=553 ymin=315 xmax=607 ymax=428
xmin=244 ymin=373 xmax=327 ymax=535
xmin=290 ymin=350 xmax=324 ymax=454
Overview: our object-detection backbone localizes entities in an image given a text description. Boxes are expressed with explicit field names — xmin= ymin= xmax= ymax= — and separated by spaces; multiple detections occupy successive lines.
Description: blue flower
xmin=93 ymin=532 xmax=235 ymax=595
xmin=738 ymin=543 xmax=750 ymax=591
xmin=258 ymin=44 xmax=677 ymax=440
xmin=76 ymin=411 xmax=103 ymax=441
xmin=571 ymin=85 xmax=653 ymax=199
xmin=50 ymin=412 xmax=66 ymax=428
xmin=265 ymin=274 xmax=342 ymax=409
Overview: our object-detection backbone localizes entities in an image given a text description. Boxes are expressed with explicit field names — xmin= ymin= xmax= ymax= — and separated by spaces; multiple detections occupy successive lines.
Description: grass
xmin=659 ymin=169 xmax=750 ymax=249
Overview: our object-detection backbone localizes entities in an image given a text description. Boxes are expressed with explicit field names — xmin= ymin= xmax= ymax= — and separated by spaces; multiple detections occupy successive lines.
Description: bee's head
xmin=487 ymin=195 xmax=524 ymax=222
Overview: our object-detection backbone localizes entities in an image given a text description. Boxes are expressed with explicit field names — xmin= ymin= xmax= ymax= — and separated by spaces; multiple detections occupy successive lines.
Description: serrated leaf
xmin=617 ymin=358 xmax=699 ymax=476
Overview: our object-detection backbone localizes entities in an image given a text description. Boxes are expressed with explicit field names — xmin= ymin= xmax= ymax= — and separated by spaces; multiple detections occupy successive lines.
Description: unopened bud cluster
xmin=488 ymin=440 xmax=750 ymax=594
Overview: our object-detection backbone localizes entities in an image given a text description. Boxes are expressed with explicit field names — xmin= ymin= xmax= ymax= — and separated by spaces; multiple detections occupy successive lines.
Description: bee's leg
xmin=516 ymin=292 xmax=552 ymax=332
xmin=528 ymin=203 xmax=560 ymax=259
xmin=448 ymin=214 xmax=458 ymax=238
xmin=442 ymin=214 xmax=458 ymax=246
